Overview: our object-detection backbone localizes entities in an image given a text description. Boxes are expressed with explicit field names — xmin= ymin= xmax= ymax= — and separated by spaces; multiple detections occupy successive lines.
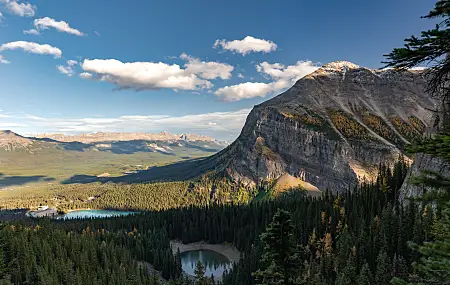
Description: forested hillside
xmin=0 ymin=159 xmax=436 ymax=284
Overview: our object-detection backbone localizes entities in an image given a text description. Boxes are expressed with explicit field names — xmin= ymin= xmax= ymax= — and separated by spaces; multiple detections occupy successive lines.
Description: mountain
xmin=0 ymin=130 xmax=34 ymax=151
xmin=0 ymin=130 xmax=226 ymax=187
xmin=34 ymin=131 xmax=224 ymax=144
xmin=131 ymin=61 xmax=436 ymax=192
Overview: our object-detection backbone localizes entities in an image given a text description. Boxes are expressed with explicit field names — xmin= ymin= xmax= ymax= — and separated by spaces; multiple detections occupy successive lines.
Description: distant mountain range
xmin=34 ymin=132 xmax=224 ymax=144
xmin=0 ymin=130 xmax=227 ymax=187
xmin=0 ymin=130 xmax=227 ymax=152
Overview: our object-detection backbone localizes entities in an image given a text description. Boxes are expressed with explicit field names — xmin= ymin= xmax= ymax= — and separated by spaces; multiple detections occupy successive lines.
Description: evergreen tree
xmin=357 ymin=262 xmax=373 ymax=285
xmin=194 ymin=261 xmax=210 ymax=285
xmin=375 ymin=251 xmax=391 ymax=285
xmin=392 ymin=202 xmax=450 ymax=285
xmin=253 ymin=209 xmax=301 ymax=285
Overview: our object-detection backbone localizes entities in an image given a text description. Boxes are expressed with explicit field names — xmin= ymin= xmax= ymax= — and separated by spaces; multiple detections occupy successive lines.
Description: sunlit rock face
xmin=210 ymin=62 xmax=436 ymax=192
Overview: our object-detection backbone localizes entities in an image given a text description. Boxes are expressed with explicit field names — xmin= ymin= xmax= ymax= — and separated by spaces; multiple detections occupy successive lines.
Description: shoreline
xmin=170 ymin=240 xmax=241 ymax=263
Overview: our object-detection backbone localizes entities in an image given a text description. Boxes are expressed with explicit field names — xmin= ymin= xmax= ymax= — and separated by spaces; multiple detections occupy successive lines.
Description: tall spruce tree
xmin=385 ymin=3 xmax=450 ymax=285
xmin=253 ymin=209 xmax=301 ymax=285
xmin=392 ymin=202 xmax=450 ymax=285
xmin=194 ymin=261 xmax=211 ymax=285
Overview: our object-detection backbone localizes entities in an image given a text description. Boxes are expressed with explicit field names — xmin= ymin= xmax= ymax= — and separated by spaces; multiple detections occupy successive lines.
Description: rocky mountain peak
xmin=321 ymin=61 xmax=361 ymax=71
xmin=204 ymin=63 xmax=436 ymax=192
xmin=0 ymin=130 xmax=33 ymax=150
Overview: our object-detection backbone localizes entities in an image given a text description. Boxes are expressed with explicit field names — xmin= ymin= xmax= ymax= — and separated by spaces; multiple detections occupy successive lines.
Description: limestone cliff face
xmin=399 ymin=153 xmax=450 ymax=200
xmin=212 ymin=62 xmax=436 ymax=192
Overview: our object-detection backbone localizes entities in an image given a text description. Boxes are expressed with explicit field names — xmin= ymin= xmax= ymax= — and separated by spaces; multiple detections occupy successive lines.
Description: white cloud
xmin=0 ymin=41 xmax=62 ymax=58
xmin=213 ymin=36 xmax=277 ymax=55
xmin=256 ymin=61 xmax=319 ymax=82
xmin=94 ymin=31 xmax=101 ymax=37
xmin=57 ymin=60 xmax=78 ymax=76
xmin=214 ymin=60 xmax=319 ymax=102
xmin=180 ymin=53 xmax=234 ymax=80
xmin=33 ymin=17 xmax=84 ymax=36
xmin=23 ymin=29 xmax=40 ymax=35
xmin=79 ymin=72 xmax=93 ymax=79
xmin=81 ymin=58 xmax=213 ymax=91
xmin=215 ymin=82 xmax=274 ymax=102
xmin=0 ymin=11 xmax=3 ymax=20
xmin=4 ymin=109 xmax=252 ymax=140
xmin=57 ymin=65 xmax=73 ymax=76
xmin=67 ymin=60 xmax=78 ymax=66
xmin=238 ymin=73 xmax=244 ymax=79
xmin=0 ymin=55 xmax=10 ymax=64
xmin=3 ymin=0 xmax=36 ymax=17
xmin=0 ymin=123 xmax=27 ymax=128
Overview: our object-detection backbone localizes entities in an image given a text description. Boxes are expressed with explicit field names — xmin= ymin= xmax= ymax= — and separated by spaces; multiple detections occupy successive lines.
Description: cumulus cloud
xmin=23 ymin=29 xmax=40 ymax=35
xmin=256 ymin=60 xmax=319 ymax=88
xmin=180 ymin=53 xmax=234 ymax=80
xmin=67 ymin=60 xmax=78 ymax=66
xmin=79 ymin=72 xmax=93 ymax=79
xmin=33 ymin=17 xmax=84 ymax=36
xmin=0 ymin=41 xmax=62 ymax=58
xmin=3 ymin=109 xmax=252 ymax=140
xmin=215 ymin=82 xmax=274 ymax=102
xmin=213 ymin=36 xmax=277 ymax=55
xmin=81 ymin=58 xmax=213 ymax=91
xmin=57 ymin=60 xmax=78 ymax=76
xmin=215 ymin=60 xmax=319 ymax=102
xmin=0 ymin=55 xmax=10 ymax=64
xmin=257 ymin=61 xmax=318 ymax=81
xmin=2 ymin=0 xmax=36 ymax=17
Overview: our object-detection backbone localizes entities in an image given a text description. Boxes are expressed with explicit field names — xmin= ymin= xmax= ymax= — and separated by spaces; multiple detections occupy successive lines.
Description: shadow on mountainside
xmin=61 ymin=155 xmax=221 ymax=185
xmin=0 ymin=173 xmax=56 ymax=188
xmin=32 ymin=137 xmax=219 ymax=155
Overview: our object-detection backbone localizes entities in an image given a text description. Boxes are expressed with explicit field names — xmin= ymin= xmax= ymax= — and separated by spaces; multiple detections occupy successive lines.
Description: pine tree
xmin=375 ymin=251 xmax=391 ymax=285
xmin=253 ymin=209 xmax=301 ymax=285
xmin=357 ymin=262 xmax=373 ymax=285
xmin=392 ymin=202 xmax=450 ymax=285
xmin=194 ymin=261 xmax=210 ymax=285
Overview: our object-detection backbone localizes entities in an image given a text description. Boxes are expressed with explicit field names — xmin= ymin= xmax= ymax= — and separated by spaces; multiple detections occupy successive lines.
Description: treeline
xmin=0 ymin=222 xmax=176 ymax=285
xmin=48 ymin=159 xmax=431 ymax=285
xmin=0 ymin=158 xmax=435 ymax=284
xmin=0 ymin=179 xmax=257 ymax=212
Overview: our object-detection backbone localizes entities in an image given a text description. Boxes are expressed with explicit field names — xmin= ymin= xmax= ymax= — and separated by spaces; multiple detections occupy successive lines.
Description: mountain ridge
xmin=128 ymin=61 xmax=435 ymax=192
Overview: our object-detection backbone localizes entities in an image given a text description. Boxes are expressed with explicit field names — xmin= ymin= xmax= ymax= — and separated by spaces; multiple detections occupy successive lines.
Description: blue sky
xmin=0 ymin=0 xmax=436 ymax=140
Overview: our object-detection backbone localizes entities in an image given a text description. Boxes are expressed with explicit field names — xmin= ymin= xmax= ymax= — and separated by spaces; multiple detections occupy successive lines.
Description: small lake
xmin=58 ymin=209 xmax=136 ymax=219
xmin=180 ymin=250 xmax=232 ymax=279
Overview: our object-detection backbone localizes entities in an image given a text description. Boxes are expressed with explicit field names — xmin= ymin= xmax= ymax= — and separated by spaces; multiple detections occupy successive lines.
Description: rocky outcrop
xmin=210 ymin=61 xmax=436 ymax=192
xmin=0 ymin=130 xmax=34 ymax=151
xmin=399 ymin=153 xmax=450 ymax=200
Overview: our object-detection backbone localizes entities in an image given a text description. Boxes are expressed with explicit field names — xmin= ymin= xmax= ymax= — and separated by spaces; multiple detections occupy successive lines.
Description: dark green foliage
xmin=392 ymin=202 xmax=450 ymax=285
xmin=253 ymin=209 xmax=301 ymax=285
xmin=194 ymin=261 xmax=211 ymax=285
xmin=0 ymin=159 xmax=431 ymax=285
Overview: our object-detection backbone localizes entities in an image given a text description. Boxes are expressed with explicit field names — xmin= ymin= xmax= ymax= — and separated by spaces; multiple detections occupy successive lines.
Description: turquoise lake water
xmin=58 ymin=209 xmax=136 ymax=219
xmin=180 ymin=250 xmax=232 ymax=279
